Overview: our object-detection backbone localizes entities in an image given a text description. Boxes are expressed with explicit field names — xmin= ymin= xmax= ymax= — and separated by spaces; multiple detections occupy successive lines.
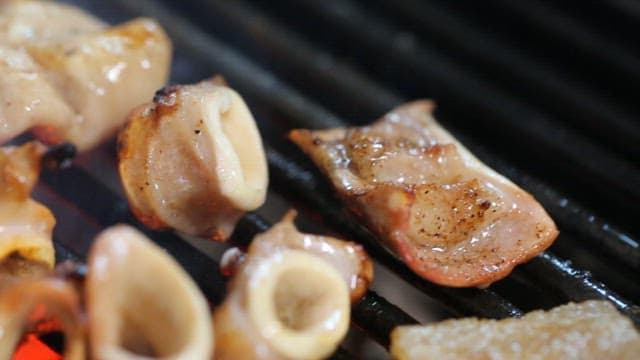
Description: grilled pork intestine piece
xmin=0 ymin=0 xmax=171 ymax=151
xmin=87 ymin=225 xmax=213 ymax=359
xmin=119 ymin=78 xmax=268 ymax=240
xmin=289 ymin=101 xmax=558 ymax=287
xmin=0 ymin=45 xmax=76 ymax=144
xmin=214 ymin=249 xmax=350 ymax=360
xmin=391 ymin=300 xmax=640 ymax=360
xmin=221 ymin=210 xmax=373 ymax=302
xmin=0 ymin=142 xmax=54 ymax=276
xmin=0 ymin=276 xmax=85 ymax=360
xmin=0 ymin=0 xmax=105 ymax=46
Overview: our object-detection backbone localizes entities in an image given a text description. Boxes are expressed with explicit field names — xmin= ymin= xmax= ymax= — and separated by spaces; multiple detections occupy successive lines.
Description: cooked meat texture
xmin=289 ymin=101 xmax=558 ymax=287
xmin=0 ymin=0 xmax=105 ymax=46
xmin=215 ymin=214 xmax=354 ymax=360
xmin=0 ymin=142 xmax=55 ymax=275
xmin=223 ymin=210 xmax=373 ymax=302
xmin=0 ymin=0 xmax=171 ymax=151
xmin=0 ymin=45 xmax=76 ymax=144
xmin=0 ymin=276 xmax=85 ymax=360
xmin=391 ymin=300 xmax=640 ymax=360
xmin=87 ymin=225 xmax=213 ymax=359
xmin=119 ymin=78 xmax=268 ymax=240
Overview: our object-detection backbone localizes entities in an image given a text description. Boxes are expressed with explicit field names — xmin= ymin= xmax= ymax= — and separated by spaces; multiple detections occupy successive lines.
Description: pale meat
xmin=289 ymin=101 xmax=558 ymax=287
xmin=118 ymin=78 xmax=268 ymax=240
xmin=0 ymin=0 xmax=105 ymax=46
xmin=0 ymin=141 xmax=55 ymax=276
xmin=29 ymin=18 xmax=172 ymax=150
xmin=0 ymin=45 xmax=75 ymax=145
xmin=214 ymin=212 xmax=364 ymax=359
xmin=222 ymin=210 xmax=373 ymax=302
xmin=391 ymin=300 xmax=640 ymax=360
xmin=0 ymin=0 xmax=171 ymax=151
xmin=87 ymin=225 xmax=214 ymax=359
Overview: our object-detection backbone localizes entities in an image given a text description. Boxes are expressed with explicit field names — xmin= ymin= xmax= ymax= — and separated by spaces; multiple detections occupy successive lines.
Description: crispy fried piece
xmin=290 ymin=101 xmax=558 ymax=287
xmin=391 ymin=300 xmax=640 ymax=360
xmin=0 ymin=142 xmax=54 ymax=276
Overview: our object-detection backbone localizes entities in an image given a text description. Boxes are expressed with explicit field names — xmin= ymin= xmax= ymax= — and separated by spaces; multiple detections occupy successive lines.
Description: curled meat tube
xmin=0 ymin=276 xmax=85 ymax=360
xmin=0 ymin=142 xmax=55 ymax=276
xmin=215 ymin=212 xmax=372 ymax=359
xmin=222 ymin=210 xmax=373 ymax=302
xmin=119 ymin=78 xmax=268 ymax=240
xmin=87 ymin=225 xmax=214 ymax=359
xmin=215 ymin=250 xmax=350 ymax=360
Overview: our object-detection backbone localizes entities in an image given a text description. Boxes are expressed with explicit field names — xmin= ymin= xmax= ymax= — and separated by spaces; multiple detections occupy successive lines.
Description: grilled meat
xmin=0 ymin=0 xmax=171 ymax=151
xmin=87 ymin=225 xmax=213 ymax=359
xmin=214 ymin=212 xmax=365 ymax=359
xmin=118 ymin=78 xmax=268 ymax=240
xmin=290 ymin=101 xmax=558 ymax=287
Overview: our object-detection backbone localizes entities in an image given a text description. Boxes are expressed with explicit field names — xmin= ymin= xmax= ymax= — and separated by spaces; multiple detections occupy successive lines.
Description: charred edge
xmin=153 ymin=84 xmax=180 ymax=104
xmin=41 ymin=143 xmax=77 ymax=171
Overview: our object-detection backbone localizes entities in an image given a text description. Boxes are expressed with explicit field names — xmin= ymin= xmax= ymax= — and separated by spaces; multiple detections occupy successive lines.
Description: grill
xmin=36 ymin=0 xmax=640 ymax=357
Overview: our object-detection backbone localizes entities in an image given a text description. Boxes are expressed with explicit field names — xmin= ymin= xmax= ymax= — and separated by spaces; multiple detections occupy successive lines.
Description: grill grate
xmin=39 ymin=0 xmax=640 ymax=357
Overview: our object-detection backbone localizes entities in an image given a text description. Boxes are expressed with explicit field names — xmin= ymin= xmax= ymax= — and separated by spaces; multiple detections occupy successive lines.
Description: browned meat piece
xmin=391 ymin=300 xmax=640 ymax=360
xmin=86 ymin=225 xmax=213 ymax=359
xmin=214 ymin=211 xmax=367 ymax=359
xmin=290 ymin=101 xmax=558 ymax=287
xmin=0 ymin=141 xmax=55 ymax=276
xmin=118 ymin=78 xmax=268 ymax=240
xmin=0 ymin=0 xmax=171 ymax=151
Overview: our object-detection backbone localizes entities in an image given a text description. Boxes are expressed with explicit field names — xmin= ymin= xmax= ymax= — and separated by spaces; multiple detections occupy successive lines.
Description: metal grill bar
xmin=352 ymin=291 xmax=418 ymax=347
xmin=520 ymin=253 xmax=640 ymax=324
xmin=482 ymin=0 xmax=640 ymax=101
xmin=356 ymin=0 xmax=640 ymax=161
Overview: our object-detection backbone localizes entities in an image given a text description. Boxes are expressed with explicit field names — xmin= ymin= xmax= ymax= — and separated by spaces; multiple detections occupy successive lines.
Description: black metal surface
xmin=358 ymin=0 xmax=640 ymax=161
xmin=33 ymin=0 xmax=640 ymax=357
xmin=351 ymin=291 xmax=418 ymax=347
